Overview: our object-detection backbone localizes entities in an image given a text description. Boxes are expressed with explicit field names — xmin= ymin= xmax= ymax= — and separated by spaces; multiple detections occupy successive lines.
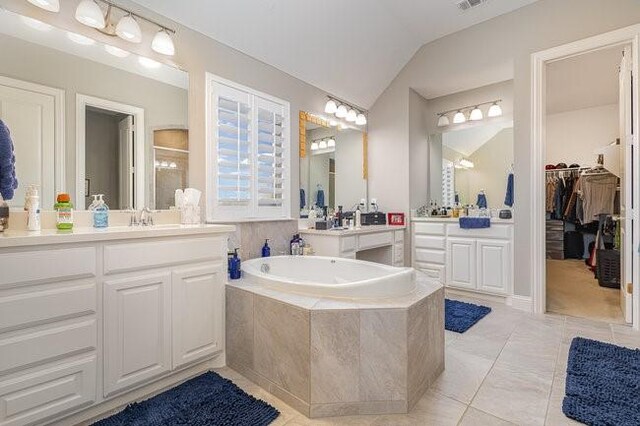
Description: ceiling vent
xmin=456 ymin=0 xmax=487 ymax=12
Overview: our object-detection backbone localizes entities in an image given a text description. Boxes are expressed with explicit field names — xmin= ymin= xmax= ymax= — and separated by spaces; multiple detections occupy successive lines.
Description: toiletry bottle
xmin=25 ymin=185 xmax=41 ymax=231
xmin=93 ymin=194 xmax=109 ymax=228
xmin=229 ymin=248 xmax=242 ymax=280
xmin=54 ymin=193 xmax=74 ymax=230
xmin=262 ymin=239 xmax=271 ymax=257
xmin=0 ymin=195 xmax=8 ymax=232
xmin=298 ymin=236 xmax=305 ymax=255
xmin=336 ymin=206 xmax=343 ymax=227
xmin=290 ymin=234 xmax=299 ymax=255
xmin=355 ymin=205 xmax=362 ymax=229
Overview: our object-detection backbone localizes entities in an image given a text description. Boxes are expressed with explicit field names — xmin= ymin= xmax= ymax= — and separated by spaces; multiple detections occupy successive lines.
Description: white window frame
xmin=206 ymin=73 xmax=291 ymax=221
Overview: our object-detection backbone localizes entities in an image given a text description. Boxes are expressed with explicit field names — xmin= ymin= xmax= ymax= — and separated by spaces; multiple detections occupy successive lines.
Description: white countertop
xmin=299 ymin=224 xmax=406 ymax=236
xmin=0 ymin=224 xmax=236 ymax=248
xmin=411 ymin=216 xmax=514 ymax=224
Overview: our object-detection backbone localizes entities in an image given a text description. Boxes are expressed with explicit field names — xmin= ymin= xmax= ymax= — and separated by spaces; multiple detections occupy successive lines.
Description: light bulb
xmin=453 ymin=111 xmax=466 ymax=124
xmin=346 ymin=109 xmax=357 ymax=122
xmin=105 ymin=44 xmax=130 ymax=58
xmin=160 ymin=161 xmax=169 ymax=167
xmin=469 ymin=107 xmax=483 ymax=121
xmin=319 ymin=140 xmax=328 ymax=149
xmin=169 ymin=162 xmax=177 ymax=168
xmin=75 ymin=0 xmax=105 ymax=29
xmin=339 ymin=123 xmax=348 ymax=130
xmin=116 ymin=14 xmax=142 ymax=43
xmin=327 ymin=137 xmax=335 ymax=147
xmin=488 ymin=102 xmax=503 ymax=118
xmin=355 ymin=113 xmax=367 ymax=125
xmin=20 ymin=16 xmax=52 ymax=31
xmin=66 ymin=32 xmax=95 ymax=45
xmin=138 ymin=57 xmax=161 ymax=69
xmin=335 ymin=105 xmax=348 ymax=118
xmin=437 ymin=114 xmax=450 ymax=127
xmin=310 ymin=141 xmax=319 ymax=151
xmin=324 ymin=100 xmax=338 ymax=114
xmin=27 ymin=0 xmax=60 ymax=12
xmin=152 ymin=29 xmax=175 ymax=56
xmin=328 ymin=119 xmax=338 ymax=127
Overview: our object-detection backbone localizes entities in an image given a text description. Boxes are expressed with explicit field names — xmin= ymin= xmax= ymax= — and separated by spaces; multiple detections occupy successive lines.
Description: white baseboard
xmin=507 ymin=295 xmax=533 ymax=312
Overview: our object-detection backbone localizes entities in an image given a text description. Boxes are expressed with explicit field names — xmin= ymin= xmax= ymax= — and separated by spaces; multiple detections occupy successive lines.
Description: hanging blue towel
xmin=504 ymin=172 xmax=514 ymax=207
xmin=316 ymin=189 xmax=325 ymax=207
xmin=0 ymin=119 xmax=18 ymax=200
xmin=476 ymin=192 xmax=487 ymax=209
xmin=300 ymin=188 xmax=306 ymax=209
xmin=459 ymin=217 xmax=491 ymax=229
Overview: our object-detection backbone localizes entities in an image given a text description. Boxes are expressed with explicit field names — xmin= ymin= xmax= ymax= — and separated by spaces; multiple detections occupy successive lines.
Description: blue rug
xmin=93 ymin=372 xmax=279 ymax=426
xmin=444 ymin=299 xmax=491 ymax=333
xmin=564 ymin=337 xmax=640 ymax=426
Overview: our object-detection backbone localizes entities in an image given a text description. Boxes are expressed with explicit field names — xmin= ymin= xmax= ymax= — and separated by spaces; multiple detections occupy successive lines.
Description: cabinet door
xmin=477 ymin=240 xmax=511 ymax=295
xmin=172 ymin=263 xmax=225 ymax=369
xmin=446 ymin=238 xmax=476 ymax=289
xmin=103 ymin=272 xmax=171 ymax=397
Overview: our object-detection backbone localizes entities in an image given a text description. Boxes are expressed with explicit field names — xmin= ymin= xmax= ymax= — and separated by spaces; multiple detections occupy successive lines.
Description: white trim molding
xmin=530 ymin=24 xmax=640 ymax=329
xmin=507 ymin=295 xmax=533 ymax=313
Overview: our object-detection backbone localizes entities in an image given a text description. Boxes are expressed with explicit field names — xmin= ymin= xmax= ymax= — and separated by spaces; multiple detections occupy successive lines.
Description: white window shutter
xmin=255 ymin=96 xmax=286 ymax=217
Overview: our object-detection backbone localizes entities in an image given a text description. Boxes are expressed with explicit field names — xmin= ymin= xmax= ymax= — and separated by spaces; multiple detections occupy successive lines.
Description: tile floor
xmin=216 ymin=295 xmax=640 ymax=425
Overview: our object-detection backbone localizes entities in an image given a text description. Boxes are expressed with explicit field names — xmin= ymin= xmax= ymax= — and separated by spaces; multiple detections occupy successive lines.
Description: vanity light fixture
xmin=327 ymin=137 xmax=336 ymax=147
xmin=469 ymin=106 xmax=483 ymax=121
xmin=27 ymin=0 xmax=59 ymax=12
xmin=459 ymin=159 xmax=474 ymax=168
xmin=75 ymin=0 xmax=105 ymax=29
xmin=346 ymin=108 xmax=357 ymax=122
xmin=152 ymin=28 xmax=175 ymax=56
xmin=339 ymin=123 xmax=349 ymax=130
xmin=310 ymin=141 xmax=319 ymax=151
xmin=437 ymin=114 xmax=450 ymax=127
xmin=355 ymin=113 xmax=367 ymax=126
xmin=116 ymin=14 xmax=142 ymax=43
xmin=453 ymin=111 xmax=467 ymax=124
xmin=487 ymin=102 xmax=503 ymax=118
xmin=138 ymin=56 xmax=161 ymax=68
xmin=104 ymin=44 xmax=130 ymax=58
xmin=66 ymin=31 xmax=96 ymax=45
xmin=335 ymin=105 xmax=348 ymax=118
xmin=324 ymin=99 xmax=338 ymax=114
xmin=319 ymin=139 xmax=328 ymax=149
xmin=20 ymin=16 xmax=53 ymax=31
xmin=328 ymin=119 xmax=338 ymax=127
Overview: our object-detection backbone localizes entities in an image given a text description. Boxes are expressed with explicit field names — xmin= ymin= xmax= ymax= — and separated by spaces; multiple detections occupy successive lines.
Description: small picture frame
xmin=388 ymin=212 xmax=405 ymax=226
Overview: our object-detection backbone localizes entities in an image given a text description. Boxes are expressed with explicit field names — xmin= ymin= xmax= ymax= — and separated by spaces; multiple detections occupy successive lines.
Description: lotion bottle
xmin=355 ymin=205 xmax=362 ymax=229
xmin=25 ymin=185 xmax=41 ymax=231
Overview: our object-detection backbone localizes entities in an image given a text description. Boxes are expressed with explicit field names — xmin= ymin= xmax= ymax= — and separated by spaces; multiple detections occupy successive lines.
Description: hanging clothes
xmin=316 ymin=186 xmax=325 ymax=208
xmin=581 ymin=174 xmax=618 ymax=223
xmin=504 ymin=172 xmax=514 ymax=207
xmin=546 ymin=178 xmax=557 ymax=213
xmin=300 ymin=188 xmax=306 ymax=209
xmin=553 ymin=178 xmax=566 ymax=220
xmin=0 ymin=119 xmax=18 ymax=201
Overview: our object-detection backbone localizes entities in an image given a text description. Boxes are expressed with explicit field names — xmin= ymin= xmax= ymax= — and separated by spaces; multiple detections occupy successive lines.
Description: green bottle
xmin=54 ymin=193 xmax=74 ymax=230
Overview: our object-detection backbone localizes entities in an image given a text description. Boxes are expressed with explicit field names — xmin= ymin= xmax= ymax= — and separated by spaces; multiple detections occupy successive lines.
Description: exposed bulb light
xmin=154 ymin=160 xmax=160 ymax=167
xmin=138 ymin=56 xmax=161 ymax=68
xmin=66 ymin=32 xmax=95 ymax=45
xmin=346 ymin=109 xmax=357 ymax=122
xmin=27 ymin=0 xmax=60 ymax=12
xmin=116 ymin=14 xmax=142 ymax=43
xmin=327 ymin=137 xmax=336 ymax=147
xmin=152 ymin=29 xmax=175 ymax=56
xmin=104 ymin=44 xmax=130 ymax=58
xmin=328 ymin=119 xmax=338 ymax=127
xmin=160 ymin=161 xmax=169 ymax=167
xmin=469 ymin=106 xmax=483 ymax=121
xmin=20 ymin=16 xmax=52 ymax=31
xmin=453 ymin=111 xmax=466 ymax=124
xmin=355 ymin=113 xmax=367 ymax=126
xmin=437 ymin=114 xmax=450 ymax=127
xmin=335 ymin=105 xmax=348 ymax=118
xmin=310 ymin=141 xmax=319 ymax=151
xmin=75 ymin=0 xmax=105 ymax=29
xmin=169 ymin=162 xmax=177 ymax=168
xmin=319 ymin=139 xmax=328 ymax=149
xmin=487 ymin=102 xmax=503 ymax=118
xmin=339 ymin=123 xmax=348 ymax=130
xmin=459 ymin=159 xmax=474 ymax=169
xmin=324 ymin=99 xmax=338 ymax=114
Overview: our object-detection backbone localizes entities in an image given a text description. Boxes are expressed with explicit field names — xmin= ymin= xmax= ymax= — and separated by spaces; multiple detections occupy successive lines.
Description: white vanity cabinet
xmin=413 ymin=218 xmax=513 ymax=296
xmin=0 ymin=225 xmax=232 ymax=426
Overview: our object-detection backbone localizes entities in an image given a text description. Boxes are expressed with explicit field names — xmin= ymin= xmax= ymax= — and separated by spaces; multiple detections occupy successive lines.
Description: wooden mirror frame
xmin=299 ymin=111 xmax=368 ymax=179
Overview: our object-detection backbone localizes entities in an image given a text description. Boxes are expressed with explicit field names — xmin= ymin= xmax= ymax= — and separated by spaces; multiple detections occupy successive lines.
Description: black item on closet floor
xmin=597 ymin=249 xmax=620 ymax=288
xmin=564 ymin=232 xmax=584 ymax=259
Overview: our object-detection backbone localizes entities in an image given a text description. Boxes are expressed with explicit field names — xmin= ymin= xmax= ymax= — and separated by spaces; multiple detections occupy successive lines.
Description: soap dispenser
xmin=229 ymin=248 xmax=242 ymax=280
xmin=92 ymin=194 xmax=109 ymax=228
xmin=262 ymin=239 xmax=271 ymax=257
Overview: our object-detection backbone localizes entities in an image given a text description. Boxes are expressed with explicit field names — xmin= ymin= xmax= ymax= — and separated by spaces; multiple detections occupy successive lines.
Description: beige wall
xmin=367 ymin=0 xmax=640 ymax=297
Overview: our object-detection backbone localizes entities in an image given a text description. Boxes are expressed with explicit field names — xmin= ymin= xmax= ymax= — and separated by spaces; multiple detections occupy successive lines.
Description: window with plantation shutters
xmin=207 ymin=74 xmax=290 ymax=220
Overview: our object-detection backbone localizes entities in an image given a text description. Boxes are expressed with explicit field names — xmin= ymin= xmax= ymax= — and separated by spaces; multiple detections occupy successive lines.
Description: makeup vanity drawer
xmin=413 ymin=222 xmax=446 ymax=236
xmin=358 ymin=231 xmax=393 ymax=250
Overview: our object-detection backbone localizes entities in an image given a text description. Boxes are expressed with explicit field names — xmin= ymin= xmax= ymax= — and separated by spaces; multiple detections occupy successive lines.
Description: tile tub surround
xmin=223 ymin=220 xmax=299 ymax=260
xmin=226 ymin=273 xmax=444 ymax=418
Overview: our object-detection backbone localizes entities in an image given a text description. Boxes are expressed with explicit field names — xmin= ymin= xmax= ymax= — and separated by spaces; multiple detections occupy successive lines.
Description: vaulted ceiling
xmin=134 ymin=0 xmax=538 ymax=108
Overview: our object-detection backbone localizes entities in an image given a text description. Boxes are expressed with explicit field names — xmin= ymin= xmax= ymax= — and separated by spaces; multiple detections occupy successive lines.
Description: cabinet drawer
xmin=341 ymin=236 xmax=357 ymax=253
xmin=414 ymin=248 xmax=445 ymax=265
xmin=0 ymin=248 xmax=96 ymax=288
xmin=358 ymin=232 xmax=393 ymax=250
xmin=446 ymin=224 xmax=512 ymax=239
xmin=0 ymin=319 xmax=96 ymax=375
xmin=0 ymin=280 xmax=96 ymax=333
xmin=104 ymin=236 xmax=224 ymax=274
xmin=413 ymin=222 xmax=446 ymax=236
xmin=414 ymin=235 xmax=445 ymax=250
xmin=415 ymin=263 xmax=445 ymax=282
xmin=0 ymin=356 xmax=96 ymax=426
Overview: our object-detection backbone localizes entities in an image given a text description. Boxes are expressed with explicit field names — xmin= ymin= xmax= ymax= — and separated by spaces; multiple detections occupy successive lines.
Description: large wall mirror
xmin=0 ymin=10 xmax=188 ymax=210
xmin=298 ymin=112 xmax=367 ymax=217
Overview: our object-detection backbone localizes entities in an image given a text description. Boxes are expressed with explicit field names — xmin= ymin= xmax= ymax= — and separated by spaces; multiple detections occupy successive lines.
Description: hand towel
xmin=0 ymin=119 xmax=18 ymax=200
xmin=504 ymin=172 xmax=514 ymax=207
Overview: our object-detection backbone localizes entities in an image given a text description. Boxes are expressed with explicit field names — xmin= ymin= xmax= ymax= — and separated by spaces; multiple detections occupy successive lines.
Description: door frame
xmin=76 ymin=94 xmax=145 ymax=210
xmin=531 ymin=24 xmax=640 ymax=328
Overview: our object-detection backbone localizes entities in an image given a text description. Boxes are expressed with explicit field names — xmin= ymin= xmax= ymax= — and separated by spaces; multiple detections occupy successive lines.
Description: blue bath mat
xmin=563 ymin=337 xmax=640 ymax=426
xmin=444 ymin=299 xmax=491 ymax=333
xmin=93 ymin=371 xmax=279 ymax=426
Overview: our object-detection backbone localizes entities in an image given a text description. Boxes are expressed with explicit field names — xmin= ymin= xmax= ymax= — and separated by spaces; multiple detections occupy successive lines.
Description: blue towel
xmin=459 ymin=217 xmax=491 ymax=229
xmin=476 ymin=192 xmax=487 ymax=209
xmin=0 ymin=119 xmax=18 ymax=200
xmin=504 ymin=172 xmax=514 ymax=207
xmin=300 ymin=188 xmax=306 ymax=209
xmin=316 ymin=189 xmax=325 ymax=207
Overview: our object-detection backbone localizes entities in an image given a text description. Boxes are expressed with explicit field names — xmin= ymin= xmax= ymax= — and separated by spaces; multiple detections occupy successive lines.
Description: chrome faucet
xmin=139 ymin=207 xmax=154 ymax=226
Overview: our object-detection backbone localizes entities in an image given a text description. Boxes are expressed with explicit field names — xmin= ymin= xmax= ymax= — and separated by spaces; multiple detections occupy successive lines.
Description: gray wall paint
xmin=367 ymin=0 xmax=640 ymax=297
